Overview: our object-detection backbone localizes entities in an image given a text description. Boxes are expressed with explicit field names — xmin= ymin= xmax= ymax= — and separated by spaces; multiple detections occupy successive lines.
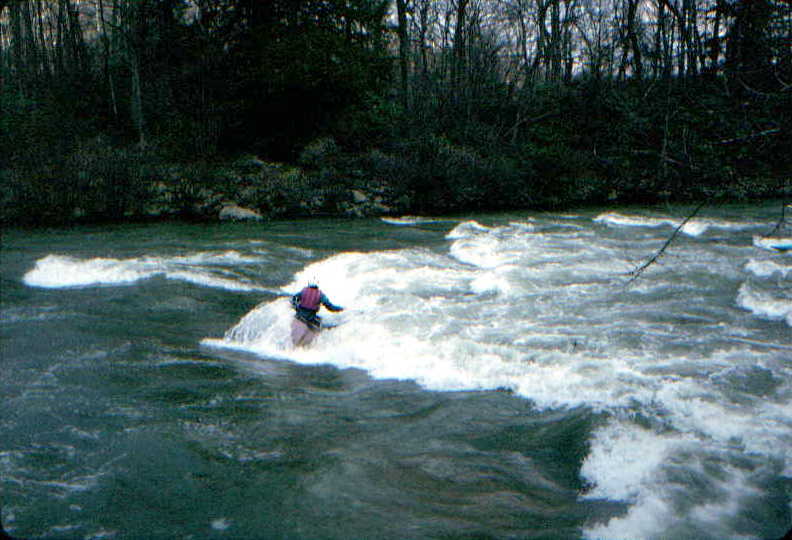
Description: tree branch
xmin=712 ymin=128 xmax=781 ymax=145
xmin=626 ymin=200 xmax=708 ymax=285
xmin=506 ymin=109 xmax=560 ymax=142
xmin=767 ymin=200 xmax=788 ymax=237
xmin=630 ymin=149 xmax=696 ymax=170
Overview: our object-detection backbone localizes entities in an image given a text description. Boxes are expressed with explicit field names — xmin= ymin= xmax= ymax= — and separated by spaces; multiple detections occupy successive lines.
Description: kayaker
xmin=290 ymin=283 xmax=343 ymax=346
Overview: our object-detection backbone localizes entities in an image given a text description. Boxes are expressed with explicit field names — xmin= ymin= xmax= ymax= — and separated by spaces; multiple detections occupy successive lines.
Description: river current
xmin=1 ymin=203 xmax=790 ymax=539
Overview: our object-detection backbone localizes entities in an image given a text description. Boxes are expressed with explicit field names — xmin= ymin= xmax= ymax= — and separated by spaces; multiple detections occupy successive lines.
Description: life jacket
xmin=298 ymin=286 xmax=321 ymax=310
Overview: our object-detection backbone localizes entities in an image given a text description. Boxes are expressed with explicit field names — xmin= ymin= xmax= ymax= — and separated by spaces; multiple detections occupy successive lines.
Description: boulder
xmin=219 ymin=203 xmax=263 ymax=221
xmin=351 ymin=189 xmax=368 ymax=203
xmin=143 ymin=204 xmax=171 ymax=217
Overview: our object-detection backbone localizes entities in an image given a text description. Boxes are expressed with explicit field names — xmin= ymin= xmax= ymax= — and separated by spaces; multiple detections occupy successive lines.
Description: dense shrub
xmin=253 ymin=164 xmax=313 ymax=217
xmin=2 ymin=74 xmax=787 ymax=227
xmin=0 ymin=136 xmax=153 ymax=225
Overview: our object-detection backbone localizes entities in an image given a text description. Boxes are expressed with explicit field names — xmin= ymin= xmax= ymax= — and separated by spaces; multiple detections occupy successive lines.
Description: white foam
xmin=165 ymin=270 xmax=264 ymax=292
xmin=506 ymin=220 xmax=537 ymax=233
xmin=445 ymin=220 xmax=492 ymax=239
xmin=449 ymin=235 xmax=514 ymax=268
xmin=208 ymin=228 xmax=711 ymax=409
xmin=581 ymin=422 xmax=695 ymax=539
xmin=680 ymin=221 xmax=710 ymax=236
xmin=580 ymin=415 xmax=780 ymax=540
xmin=584 ymin=469 xmax=758 ymax=540
xmin=205 ymin=214 xmax=791 ymax=540
xmin=380 ymin=215 xmax=453 ymax=226
xmin=211 ymin=253 xmax=657 ymax=411
xmin=736 ymin=283 xmax=792 ymax=326
xmin=211 ymin=518 xmax=231 ymax=531
xmin=594 ymin=212 xmax=758 ymax=237
xmin=594 ymin=212 xmax=663 ymax=229
xmin=469 ymin=267 xmax=515 ymax=295
xmin=23 ymin=251 xmax=269 ymax=291
xmin=1 ymin=305 xmax=68 ymax=324
xmin=23 ymin=255 xmax=151 ymax=287
xmin=84 ymin=530 xmax=118 ymax=539
xmin=582 ymin=423 xmax=690 ymax=501
xmin=745 ymin=258 xmax=791 ymax=278
xmin=49 ymin=524 xmax=81 ymax=535
xmin=168 ymin=250 xmax=266 ymax=265
xmin=446 ymin=221 xmax=540 ymax=269
xmin=38 ymin=472 xmax=102 ymax=497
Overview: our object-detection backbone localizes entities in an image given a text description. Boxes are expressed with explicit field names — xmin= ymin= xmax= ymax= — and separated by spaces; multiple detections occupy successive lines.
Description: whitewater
xmin=3 ymin=204 xmax=790 ymax=539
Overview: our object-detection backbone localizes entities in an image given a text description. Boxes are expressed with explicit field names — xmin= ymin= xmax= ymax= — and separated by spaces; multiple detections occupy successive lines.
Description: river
xmin=1 ymin=203 xmax=790 ymax=539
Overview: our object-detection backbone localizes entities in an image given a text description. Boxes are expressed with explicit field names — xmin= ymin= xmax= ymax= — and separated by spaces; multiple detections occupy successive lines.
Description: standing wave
xmin=207 ymin=215 xmax=791 ymax=540
xmin=23 ymin=251 xmax=272 ymax=292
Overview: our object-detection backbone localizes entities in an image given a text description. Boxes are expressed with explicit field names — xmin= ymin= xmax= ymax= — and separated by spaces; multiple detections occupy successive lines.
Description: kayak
xmin=291 ymin=317 xmax=319 ymax=347
xmin=753 ymin=236 xmax=792 ymax=252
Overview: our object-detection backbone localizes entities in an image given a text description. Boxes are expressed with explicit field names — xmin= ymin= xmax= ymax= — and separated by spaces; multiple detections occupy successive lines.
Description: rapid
xmin=2 ymin=203 xmax=790 ymax=539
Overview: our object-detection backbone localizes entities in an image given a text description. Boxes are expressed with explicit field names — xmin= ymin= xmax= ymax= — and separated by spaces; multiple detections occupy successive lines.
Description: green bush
xmin=255 ymin=164 xmax=313 ymax=217
xmin=0 ymin=135 xmax=155 ymax=225
xmin=66 ymin=138 xmax=150 ymax=219
xmin=298 ymin=137 xmax=339 ymax=170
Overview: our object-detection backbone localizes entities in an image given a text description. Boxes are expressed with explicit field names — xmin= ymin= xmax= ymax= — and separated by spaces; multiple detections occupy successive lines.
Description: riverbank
xmin=1 ymin=135 xmax=788 ymax=229
xmin=0 ymin=139 xmax=403 ymax=227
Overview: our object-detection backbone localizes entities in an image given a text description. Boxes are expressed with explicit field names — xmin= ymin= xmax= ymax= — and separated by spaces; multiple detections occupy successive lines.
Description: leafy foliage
xmin=0 ymin=0 xmax=789 ymax=226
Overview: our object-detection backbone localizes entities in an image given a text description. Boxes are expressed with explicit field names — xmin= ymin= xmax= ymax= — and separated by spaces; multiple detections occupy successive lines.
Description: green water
xmin=1 ymin=208 xmax=790 ymax=539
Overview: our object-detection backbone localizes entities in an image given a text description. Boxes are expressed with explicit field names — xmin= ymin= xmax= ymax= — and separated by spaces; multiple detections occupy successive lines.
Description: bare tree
xmin=396 ymin=0 xmax=411 ymax=109
xmin=625 ymin=0 xmax=643 ymax=79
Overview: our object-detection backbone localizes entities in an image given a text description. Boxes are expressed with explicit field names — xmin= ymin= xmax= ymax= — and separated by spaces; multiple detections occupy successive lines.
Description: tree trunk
xmin=98 ymin=0 xmax=119 ymax=119
xmin=535 ymin=0 xmax=550 ymax=80
xmin=36 ymin=1 xmax=52 ymax=82
xmin=8 ymin=1 xmax=23 ymax=94
xmin=684 ymin=0 xmax=698 ymax=77
xmin=709 ymin=0 xmax=723 ymax=73
xmin=130 ymin=51 xmax=145 ymax=148
xmin=396 ymin=0 xmax=410 ymax=111
xmin=516 ymin=3 xmax=531 ymax=84
xmin=549 ymin=0 xmax=561 ymax=81
xmin=452 ymin=0 xmax=469 ymax=89
xmin=656 ymin=0 xmax=673 ymax=80
xmin=626 ymin=0 xmax=643 ymax=79
xmin=417 ymin=0 xmax=429 ymax=76
xmin=562 ymin=0 xmax=576 ymax=82
xmin=657 ymin=0 xmax=684 ymax=76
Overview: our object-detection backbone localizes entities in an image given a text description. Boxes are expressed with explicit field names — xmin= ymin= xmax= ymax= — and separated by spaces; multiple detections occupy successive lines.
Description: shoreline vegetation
xmin=1 ymin=1 xmax=789 ymax=227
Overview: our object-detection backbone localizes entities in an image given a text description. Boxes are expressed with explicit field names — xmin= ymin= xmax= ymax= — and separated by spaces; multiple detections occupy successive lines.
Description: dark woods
xmin=0 ymin=0 xmax=789 ymax=225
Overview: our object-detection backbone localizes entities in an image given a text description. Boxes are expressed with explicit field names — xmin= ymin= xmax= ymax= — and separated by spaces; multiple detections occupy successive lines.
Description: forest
xmin=0 ymin=0 xmax=790 ymax=225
